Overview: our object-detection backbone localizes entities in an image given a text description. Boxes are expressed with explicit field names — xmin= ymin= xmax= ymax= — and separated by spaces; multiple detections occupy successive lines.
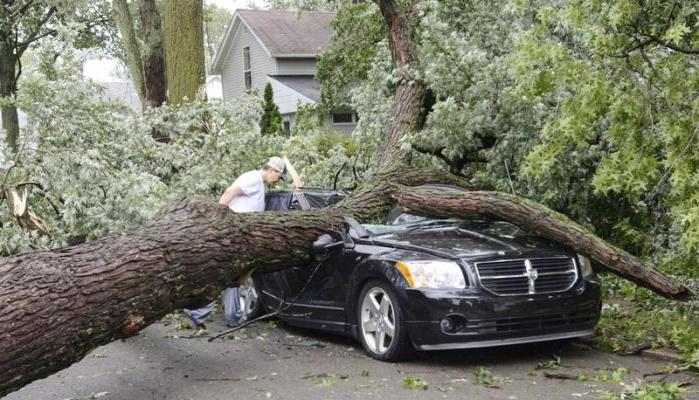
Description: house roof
xmin=268 ymin=75 xmax=321 ymax=103
xmin=239 ymin=10 xmax=335 ymax=56
xmin=211 ymin=10 xmax=335 ymax=73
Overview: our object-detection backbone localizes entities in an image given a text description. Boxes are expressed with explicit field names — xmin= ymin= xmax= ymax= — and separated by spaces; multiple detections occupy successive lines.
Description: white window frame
xmin=243 ymin=46 xmax=252 ymax=90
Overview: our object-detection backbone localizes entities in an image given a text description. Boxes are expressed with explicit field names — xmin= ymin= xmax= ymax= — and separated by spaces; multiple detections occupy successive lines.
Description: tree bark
xmin=139 ymin=0 xmax=168 ymax=108
xmin=373 ymin=0 xmax=425 ymax=167
xmin=0 ymin=198 xmax=347 ymax=396
xmin=0 ymin=0 xmax=693 ymax=396
xmin=0 ymin=42 xmax=19 ymax=153
xmin=112 ymin=0 xmax=147 ymax=110
xmin=163 ymin=0 xmax=206 ymax=105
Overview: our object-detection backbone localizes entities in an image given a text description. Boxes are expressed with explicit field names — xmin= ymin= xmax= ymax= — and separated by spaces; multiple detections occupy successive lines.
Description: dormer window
xmin=243 ymin=46 xmax=252 ymax=90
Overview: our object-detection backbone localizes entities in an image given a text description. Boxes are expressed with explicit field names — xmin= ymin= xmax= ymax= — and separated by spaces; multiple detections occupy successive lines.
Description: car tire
xmin=239 ymin=275 xmax=262 ymax=321
xmin=357 ymin=280 xmax=413 ymax=361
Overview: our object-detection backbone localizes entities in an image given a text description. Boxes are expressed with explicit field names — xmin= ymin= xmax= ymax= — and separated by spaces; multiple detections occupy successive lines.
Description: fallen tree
xmin=0 ymin=0 xmax=693 ymax=396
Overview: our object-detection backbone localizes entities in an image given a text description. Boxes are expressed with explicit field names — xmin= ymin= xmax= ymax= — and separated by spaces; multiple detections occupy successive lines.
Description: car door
xmin=283 ymin=244 xmax=354 ymax=320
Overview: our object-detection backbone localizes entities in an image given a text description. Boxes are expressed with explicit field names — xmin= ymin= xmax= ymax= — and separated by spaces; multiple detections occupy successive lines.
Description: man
xmin=218 ymin=156 xmax=285 ymax=212
xmin=185 ymin=157 xmax=285 ymax=329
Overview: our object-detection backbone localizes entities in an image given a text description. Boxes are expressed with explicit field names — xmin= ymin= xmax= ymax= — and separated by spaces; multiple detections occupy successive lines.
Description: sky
xmin=83 ymin=0 xmax=266 ymax=82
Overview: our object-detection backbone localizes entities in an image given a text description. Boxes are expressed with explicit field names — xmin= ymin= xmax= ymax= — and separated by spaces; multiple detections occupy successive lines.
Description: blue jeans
xmin=185 ymin=287 xmax=245 ymax=327
xmin=223 ymin=286 xmax=246 ymax=326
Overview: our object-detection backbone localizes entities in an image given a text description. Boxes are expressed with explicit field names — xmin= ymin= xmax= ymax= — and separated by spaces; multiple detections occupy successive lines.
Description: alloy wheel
xmin=239 ymin=276 xmax=259 ymax=318
xmin=360 ymin=286 xmax=396 ymax=355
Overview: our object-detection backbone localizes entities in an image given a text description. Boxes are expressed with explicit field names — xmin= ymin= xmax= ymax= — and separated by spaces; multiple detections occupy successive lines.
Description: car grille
xmin=475 ymin=257 xmax=578 ymax=296
xmin=494 ymin=309 xmax=598 ymax=332
xmin=463 ymin=306 xmax=600 ymax=334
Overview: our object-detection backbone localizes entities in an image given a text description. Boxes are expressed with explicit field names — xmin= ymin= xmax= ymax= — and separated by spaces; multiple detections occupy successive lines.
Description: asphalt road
xmin=5 ymin=310 xmax=697 ymax=400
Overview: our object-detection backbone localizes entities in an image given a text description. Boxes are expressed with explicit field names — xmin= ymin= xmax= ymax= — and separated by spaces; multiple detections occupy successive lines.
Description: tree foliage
xmin=266 ymin=0 xmax=338 ymax=12
xmin=511 ymin=0 xmax=698 ymax=271
xmin=0 ymin=40 xmax=368 ymax=256
xmin=259 ymin=82 xmax=283 ymax=136
xmin=0 ymin=0 xmax=116 ymax=152
xmin=204 ymin=3 xmax=233 ymax=72
xmin=319 ymin=0 xmax=699 ymax=277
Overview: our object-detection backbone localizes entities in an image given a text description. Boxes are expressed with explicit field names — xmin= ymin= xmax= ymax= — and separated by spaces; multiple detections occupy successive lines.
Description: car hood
xmin=369 ymin=224 xmax=570 ymax=259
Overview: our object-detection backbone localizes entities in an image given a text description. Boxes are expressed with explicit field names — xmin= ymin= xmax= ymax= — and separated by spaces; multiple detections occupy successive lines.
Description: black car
xmin=238 ymin=188 xmax=601 ymax=361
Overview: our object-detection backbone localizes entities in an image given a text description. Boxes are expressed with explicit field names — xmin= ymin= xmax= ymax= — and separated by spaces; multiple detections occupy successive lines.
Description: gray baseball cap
xmin=266 ymin=156 xmax=285 ymax=174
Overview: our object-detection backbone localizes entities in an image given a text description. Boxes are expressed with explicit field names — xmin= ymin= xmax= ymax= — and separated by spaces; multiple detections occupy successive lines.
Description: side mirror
xmin=310 ymin=233 xmax=345 ymax=260
xmin=345 ymin=216 xmax=369 ymax=239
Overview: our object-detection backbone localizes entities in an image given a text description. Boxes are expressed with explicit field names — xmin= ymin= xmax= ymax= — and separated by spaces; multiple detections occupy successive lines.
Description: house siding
xmin=276 ymin=58 xmax=318 ymax=75
xmin=220 ymin=20 xmax=277 ymax=101
xmin=268 ymin=78 xmax=315 ymax=115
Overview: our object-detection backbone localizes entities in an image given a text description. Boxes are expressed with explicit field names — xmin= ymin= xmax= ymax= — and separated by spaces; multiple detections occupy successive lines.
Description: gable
xmin=211 ymin=10 xmax=335 ymax=74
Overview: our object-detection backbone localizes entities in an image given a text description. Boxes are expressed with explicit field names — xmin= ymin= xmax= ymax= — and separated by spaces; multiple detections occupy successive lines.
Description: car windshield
xmin=361 ymin=213 xmax=455 ymax=236
xmin=362 ymin=213 xmax=529 ymax=239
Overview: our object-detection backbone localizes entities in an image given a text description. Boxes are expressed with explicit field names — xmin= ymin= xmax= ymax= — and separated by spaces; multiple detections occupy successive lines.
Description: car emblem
xmin=524 ymin=259 xmax=538 ymax=294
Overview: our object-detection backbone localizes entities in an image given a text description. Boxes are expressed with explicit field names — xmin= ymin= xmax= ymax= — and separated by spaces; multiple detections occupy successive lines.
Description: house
xmin=210 ymin=10 xmax=357 ymax=135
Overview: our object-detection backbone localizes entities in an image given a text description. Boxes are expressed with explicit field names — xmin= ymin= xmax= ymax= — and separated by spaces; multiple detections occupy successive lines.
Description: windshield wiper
xmin=402 ymin=219 xmax=460 ymax=232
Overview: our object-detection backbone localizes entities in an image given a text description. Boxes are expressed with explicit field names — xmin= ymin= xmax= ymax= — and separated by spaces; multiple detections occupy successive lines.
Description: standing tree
xmin=0 ymin=0 xmax=116 ymax=153
xmin=0 ymin=0 xmax=693 ymax=396
xmin=103 ymin=0 xmax=167 ymax=110
xmin=260 ymin=82 xmax=283 ymax=136
xmin=0 ymin=2 xmax=59 ymax=153
xmin=163 ymin=0 xmax=205 ymax=105
xmin=139 ymin=0 xmax=167 ymax=108
xmin=111 ymin=0 xmax=147 ymax=109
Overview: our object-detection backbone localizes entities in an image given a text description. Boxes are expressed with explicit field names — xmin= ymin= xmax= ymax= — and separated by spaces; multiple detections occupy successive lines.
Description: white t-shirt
xmin=228 ymin=170 xmax=265 ymax=212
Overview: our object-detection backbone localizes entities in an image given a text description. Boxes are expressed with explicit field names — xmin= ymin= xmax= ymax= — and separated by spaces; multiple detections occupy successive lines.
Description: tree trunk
xmin=0 ymin=43 xmax=19 ymax=153
xmin=374 ymin=0 xmax=424 ymax=167
xmin=0 ymin=198 xmax=346 ymax=395
xmin=112 ymin=0 xmax=147 ymax=110
xmin=163 ymin=0 xmax=206 ymax=105
xmin=0 ymin=0 xmax=693 ymax=396
xmin=139 ymin=0 xmax=167 ymax=108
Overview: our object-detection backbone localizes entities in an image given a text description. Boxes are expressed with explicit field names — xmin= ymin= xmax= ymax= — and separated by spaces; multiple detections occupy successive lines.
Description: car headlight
xmin=577 ymin=254 xmax=593 ymax=277
xmin=395 ymin=260 xmax=466 ymax=289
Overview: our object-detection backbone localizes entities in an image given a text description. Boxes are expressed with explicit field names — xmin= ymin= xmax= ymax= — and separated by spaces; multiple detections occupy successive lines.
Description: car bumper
xmin=401 ymin=278 xmax=601 ymax=350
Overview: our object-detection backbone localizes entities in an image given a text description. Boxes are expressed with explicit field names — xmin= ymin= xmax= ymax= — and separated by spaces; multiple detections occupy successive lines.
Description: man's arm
xmin=219 ymin=184 xmax=244 ymax=206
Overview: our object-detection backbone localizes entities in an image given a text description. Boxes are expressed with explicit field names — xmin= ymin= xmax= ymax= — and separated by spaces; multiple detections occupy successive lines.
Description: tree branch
xmin=12 ymin=0 xmax=37 ymax=20
xmin=374 ymin=0 xmax=427 ymax=167
xmin=639 ymin=32 xmax=699 ymax=54
xmin=16 ymin=6 xmax=56 ymax=49
xmin=390 ymin=185 xmax=693 ymax=301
